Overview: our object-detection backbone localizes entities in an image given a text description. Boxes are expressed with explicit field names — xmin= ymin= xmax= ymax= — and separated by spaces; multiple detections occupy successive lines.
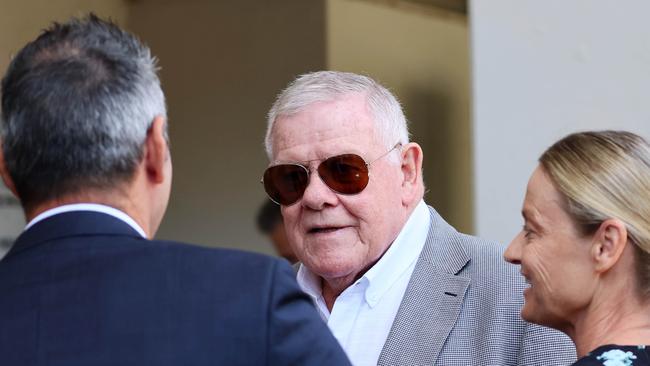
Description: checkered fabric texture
xmin=377 ymin=206 xmax=576 ymax=366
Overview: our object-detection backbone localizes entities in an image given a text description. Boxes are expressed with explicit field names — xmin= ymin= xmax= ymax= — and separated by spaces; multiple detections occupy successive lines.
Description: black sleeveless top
xmin=573 ymin=345 xmax=650 ymax=365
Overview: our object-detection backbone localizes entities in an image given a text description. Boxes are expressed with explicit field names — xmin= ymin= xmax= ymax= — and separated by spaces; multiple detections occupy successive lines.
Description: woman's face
xmin=504 ymin=166 xmax=595 ymax=331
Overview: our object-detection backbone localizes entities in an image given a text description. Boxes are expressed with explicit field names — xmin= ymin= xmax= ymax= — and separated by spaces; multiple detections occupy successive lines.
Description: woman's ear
xmin=591 ymin=218 xmax=628 ymax=273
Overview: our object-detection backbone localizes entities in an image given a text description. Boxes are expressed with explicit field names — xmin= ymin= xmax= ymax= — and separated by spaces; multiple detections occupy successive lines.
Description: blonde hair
xmin=540 ymin=130 xmax=650 ymax=298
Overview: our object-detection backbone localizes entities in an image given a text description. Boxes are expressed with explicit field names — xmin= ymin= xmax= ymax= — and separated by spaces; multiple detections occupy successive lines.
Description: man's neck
xmin=25 ymin=190 xmax=150 ymax=238
xmin=321 ymin=262 xmax=377 ymax=311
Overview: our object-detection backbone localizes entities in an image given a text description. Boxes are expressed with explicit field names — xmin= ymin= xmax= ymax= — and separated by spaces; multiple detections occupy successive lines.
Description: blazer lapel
xmin=378 ymin=207 xmax=470 ymax=366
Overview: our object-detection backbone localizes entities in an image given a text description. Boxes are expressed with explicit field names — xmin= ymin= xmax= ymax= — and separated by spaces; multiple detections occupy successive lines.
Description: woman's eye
xmin=523 ymin=226 xmax=535 ymax=239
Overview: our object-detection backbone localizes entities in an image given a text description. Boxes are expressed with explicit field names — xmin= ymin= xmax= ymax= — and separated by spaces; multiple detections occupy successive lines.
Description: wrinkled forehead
xmin=274 ymin=118 xmax=375 ymax=146
xmin=270 ymin=95 xmax=382 ymax=160
xmin=524 ymin=166 xmax=570 ymax=222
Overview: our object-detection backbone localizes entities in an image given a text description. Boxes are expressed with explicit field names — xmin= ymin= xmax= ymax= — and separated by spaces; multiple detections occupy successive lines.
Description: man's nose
xmin=300 ymin=170 xmax=339 ymax=210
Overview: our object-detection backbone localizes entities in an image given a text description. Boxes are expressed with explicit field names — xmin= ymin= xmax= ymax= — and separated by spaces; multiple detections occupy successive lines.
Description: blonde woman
xmin=505 ymin=130 xmax=650 ymax=365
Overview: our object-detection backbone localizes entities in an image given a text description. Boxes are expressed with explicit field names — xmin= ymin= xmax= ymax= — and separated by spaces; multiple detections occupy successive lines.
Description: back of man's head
xmin=0 ymin=14 xmax=166 ymax=212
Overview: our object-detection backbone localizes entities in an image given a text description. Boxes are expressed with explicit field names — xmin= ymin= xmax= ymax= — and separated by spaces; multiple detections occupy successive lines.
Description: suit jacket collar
xmin=416 ymin=206 xmax=470 ymax=275
xmin=378 ymin=206 xmax=471 ymax=366
xmin=5 ymin=211 xmax=143 ymax=259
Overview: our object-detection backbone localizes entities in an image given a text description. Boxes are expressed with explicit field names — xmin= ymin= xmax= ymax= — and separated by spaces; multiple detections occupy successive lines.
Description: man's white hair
xmin=265 ymin=71 xmax=410 ymax=159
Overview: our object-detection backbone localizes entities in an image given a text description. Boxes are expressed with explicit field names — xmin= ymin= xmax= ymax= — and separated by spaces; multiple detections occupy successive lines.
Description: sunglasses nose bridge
xmin=299 ymin=163 xmax=340 ymax=207
xmin=280 ymin=162 xmax=332 ymax=202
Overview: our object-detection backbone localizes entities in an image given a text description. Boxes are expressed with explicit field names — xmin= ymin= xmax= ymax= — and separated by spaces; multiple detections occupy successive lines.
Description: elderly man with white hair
xmin=261 ymin=71 xmax=577 ymax=366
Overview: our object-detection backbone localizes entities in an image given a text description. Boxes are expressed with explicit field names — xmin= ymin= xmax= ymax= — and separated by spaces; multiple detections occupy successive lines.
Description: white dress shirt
xmin=25 ymin=203 xmax=147 ymax=238
xmin=297 ymin=200 xmax=431 ymax=366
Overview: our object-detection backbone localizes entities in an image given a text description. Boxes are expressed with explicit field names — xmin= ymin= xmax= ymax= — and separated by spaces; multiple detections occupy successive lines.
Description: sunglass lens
xmin=263 ymin=164 xmax=309 ymax=205
xmin=318 ymin=154 xmax=369 ymax=194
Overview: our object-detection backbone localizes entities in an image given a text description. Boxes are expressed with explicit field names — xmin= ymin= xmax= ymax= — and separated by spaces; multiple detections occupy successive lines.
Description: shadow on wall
xmin=127 ymin=0 xmax=326 ymax=254
xmin=405 ymin=87 xmax=473 ymax=233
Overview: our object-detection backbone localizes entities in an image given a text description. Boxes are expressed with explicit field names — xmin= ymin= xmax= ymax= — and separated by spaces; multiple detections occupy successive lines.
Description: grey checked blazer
xmin=377 ymin=206 xmax=576 ymax=366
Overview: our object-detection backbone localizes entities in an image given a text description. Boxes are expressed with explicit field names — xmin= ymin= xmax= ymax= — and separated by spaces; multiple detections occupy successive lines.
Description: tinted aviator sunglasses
xmin=262 ymin=143 xmax=402 ymax=206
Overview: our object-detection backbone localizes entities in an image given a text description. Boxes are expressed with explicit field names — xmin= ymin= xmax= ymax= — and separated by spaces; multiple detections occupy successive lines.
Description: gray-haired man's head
xmin=1 ymin=14 xmax=167 ymax=212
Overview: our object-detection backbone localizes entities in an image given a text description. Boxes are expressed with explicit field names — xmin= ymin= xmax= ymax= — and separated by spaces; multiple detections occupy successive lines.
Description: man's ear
xmin=0 ymin=142 xmax=18 ymax=198
xmin=400 ymin=142 xmax=423 ymax=204
xmin=591 ymin=218 xmax=628 ymax=273
xmin=144 ymin=116 xmax=169 ymax=185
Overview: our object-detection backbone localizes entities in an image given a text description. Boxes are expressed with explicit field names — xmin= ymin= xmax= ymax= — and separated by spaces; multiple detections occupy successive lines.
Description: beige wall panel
xmin=327 ymin=0 xmax=473 ymax=232
xmin=128 ymin=0 xmax=326 ymax=253
xmin=0 ymin=0 xmax=130 ymax=73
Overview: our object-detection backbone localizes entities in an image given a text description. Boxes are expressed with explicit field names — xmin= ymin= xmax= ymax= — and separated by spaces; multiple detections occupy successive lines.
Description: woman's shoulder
xmin=573 ymin=345 xmax=650 ymax=366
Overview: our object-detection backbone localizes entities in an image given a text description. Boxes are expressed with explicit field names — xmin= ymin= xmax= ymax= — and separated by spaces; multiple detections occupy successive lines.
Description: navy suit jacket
xmin=0 ymin=211 xmax=350 ymax=366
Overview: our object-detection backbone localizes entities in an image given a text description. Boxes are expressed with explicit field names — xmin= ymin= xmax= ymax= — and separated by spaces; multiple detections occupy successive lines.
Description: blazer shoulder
xmin=125 ymin=239 xmax=289 ymax=284
xmin=151 ymin=239 xmax=276 ymax=261
xmin=455 ymin=232 xmax=508 ymax=261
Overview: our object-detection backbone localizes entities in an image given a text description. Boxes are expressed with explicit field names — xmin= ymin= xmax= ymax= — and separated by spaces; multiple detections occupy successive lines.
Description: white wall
xmin=471 ymin=0 xmax=650 ymax=245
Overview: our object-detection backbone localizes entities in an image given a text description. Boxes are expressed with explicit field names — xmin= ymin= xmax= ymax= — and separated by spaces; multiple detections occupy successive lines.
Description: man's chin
xmin=308 ymin=261 xmax=362 ymax=283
